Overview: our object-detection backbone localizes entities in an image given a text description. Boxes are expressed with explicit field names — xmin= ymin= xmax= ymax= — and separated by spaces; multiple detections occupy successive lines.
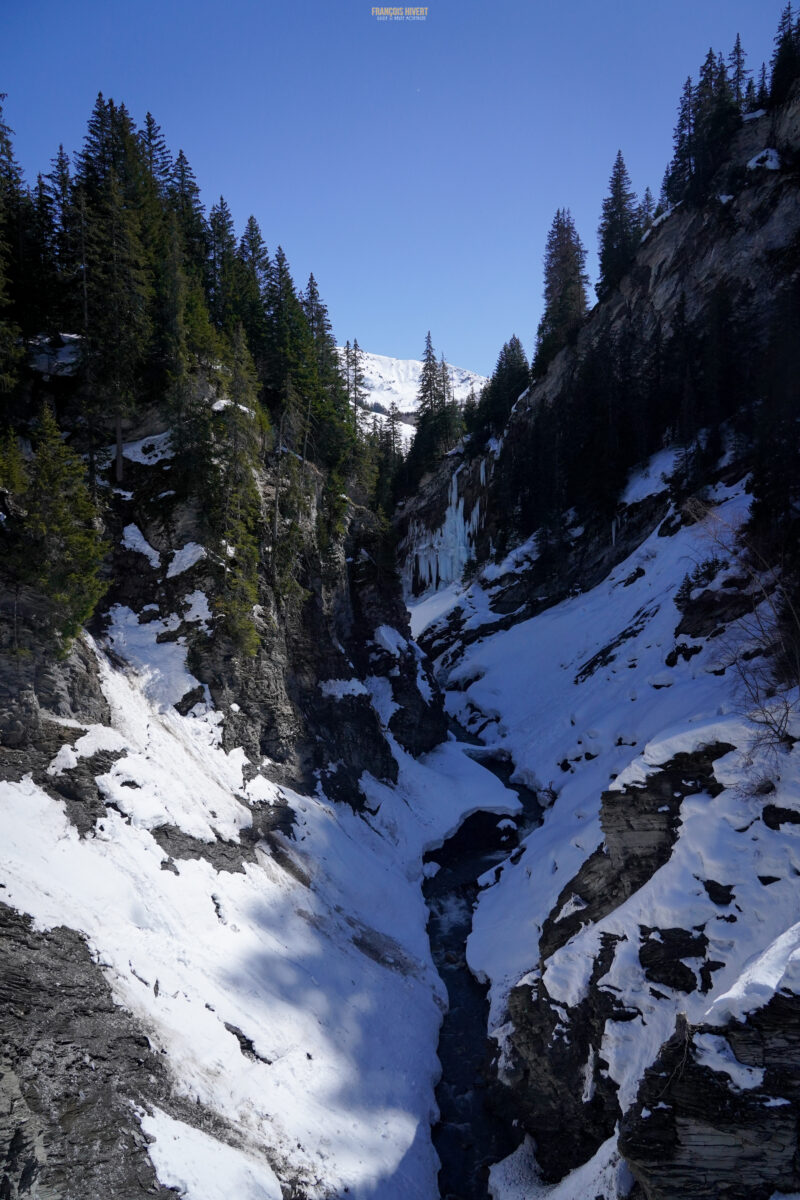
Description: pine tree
xmin=771 ymin=2 xmax=800 ymax=105
xmin=532 ymin=209 xmax=588 ymax=378
xmin=729 ymin=33 xmax=751 ymax=109
xmin=757 ymin=62 xmax=770 ymax=108
xmin=168 ymin=149 xmax=207 ymax=279
xmin=138 ymin=112 xmax=172 ymax=195
xmin=7 ymin=405 xmax=107 ymax=647
xmin=596 ymin=150 xmax=640 ymax=300
xmin=85 ymin=170 xmax=151 ymax=481
xmin=207 ymin=196 xmax=237 ymax=331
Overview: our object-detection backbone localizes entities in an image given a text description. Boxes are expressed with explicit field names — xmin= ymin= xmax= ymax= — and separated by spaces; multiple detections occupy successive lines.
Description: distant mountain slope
xmin=348 ymin=349 xmax=486 ymax=417
xmin=338 ymin=348 xmax=488 ymax=448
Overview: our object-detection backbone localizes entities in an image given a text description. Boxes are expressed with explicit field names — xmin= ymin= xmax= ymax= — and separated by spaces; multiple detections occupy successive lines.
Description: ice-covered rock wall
xmin=399 ymin=461 xmax=485 ymax=598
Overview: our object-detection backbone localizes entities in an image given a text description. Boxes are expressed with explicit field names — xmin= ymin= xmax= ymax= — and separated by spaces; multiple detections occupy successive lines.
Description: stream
xmin=423 ymin=746 xmax=542 ymax=1199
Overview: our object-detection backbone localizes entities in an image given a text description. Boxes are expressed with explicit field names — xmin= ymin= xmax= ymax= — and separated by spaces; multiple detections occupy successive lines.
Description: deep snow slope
xmin=407 ymin=453 xmax=800 ymax=1200
xmin=339 ymin=347 xmax=487 ymax=448
xmin=0 ymin=422 xmax=522 ymax=1200
xmin=0 ymin=639 xmax=521 ymax=1199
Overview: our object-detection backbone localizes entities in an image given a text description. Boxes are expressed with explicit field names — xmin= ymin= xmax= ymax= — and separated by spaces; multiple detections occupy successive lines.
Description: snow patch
xmin=747 ymin=148 xmax=780 ymax=171
xmin=105 ymin=605 xmax=202 ymax=711
xmin=693 ymin=1032 xmax=765 ymax=1090
xmin=121 ymin=525 xmax=160 ymax=569
xmin=140 ymin=1108 xmax=282 ymax=1200
xmin=319 ymin=678 xmax=369 ymax=699
xmin=167 ymin=542 xmax=206 ymax=578
xmin=122 ymin=432 xmax=173 ymax=465
xmin=622 ymin=447 xmax=678 ymax=505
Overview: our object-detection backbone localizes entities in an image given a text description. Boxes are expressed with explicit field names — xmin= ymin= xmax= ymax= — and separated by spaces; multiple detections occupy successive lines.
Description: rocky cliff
xmin=395 ymin=86 xmax=800 ymax=1200
xmin=0 ymin=408 xmax=461 ymax=1199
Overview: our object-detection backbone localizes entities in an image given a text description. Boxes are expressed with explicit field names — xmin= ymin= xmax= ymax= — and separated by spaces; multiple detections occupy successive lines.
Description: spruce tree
xmin=771 ymin=3 xmax=800 ymax=105
xmin=728 ymin=33 xmax=750 ymax=110
xmin=638 ymin=186 xmax=655 ymax=231
xmin=532 ymin=209 xmax=588 ymax=378
xmin=45 ymin=145 xmax=79 ymax=327
xmin=169 ymin=149 xmax=207 ymax=279
xmin=85 ymin=170 xmax=151 ymax=481
xmin=744 ymin=77 xmax=759 ymax=112
xmin=139 ymin=112 xmax=172 ymax=196
xmin=693 ymin=50 xmax=738 ymax=192
xmin=0 ymin=99 xmax=22 ymax=390
xmin=263 ymin=245 xmax=315 ymax=415
xmin=401 ymin=331 xmax=447 ymax=489
xmin=7 ymin=406 xmax=107 ymax=647
xmin=207 ymin=196 xmax=238 ymax=331
xmin=664 ymin=77 xmax=696 ymax=203
xmin=416 ymin=330 xmax=440 ymax=418
xmin=478 ymin=336 xmax=529 ymax=432
xmin=351 ymin=337 xmax=367 ymax=416
xmin=237 ymin=215 xmax=270 ymax=375
xmin=596 ymin=150 xmax=640 ymax=301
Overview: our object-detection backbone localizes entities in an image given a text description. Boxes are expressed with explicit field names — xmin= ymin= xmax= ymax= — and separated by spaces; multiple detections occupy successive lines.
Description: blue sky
xmin=2 ymin=0 xmax=778 ymax=376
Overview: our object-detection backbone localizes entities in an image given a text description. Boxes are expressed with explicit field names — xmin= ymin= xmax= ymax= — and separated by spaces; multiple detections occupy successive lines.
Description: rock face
xmin=620 ymin=1000 xmax=800 ymax=1200
xmin=397 ymin=90 xmax=800 ymax=654
xmin=389 ymin=84 xmax=800 ymax=1200
xmin=0 ymin=903 xmax=174 ymax=1200
xmin=0 ymin=440 xmax=445 ymax=1196
xmin=538 ymin=745 xmax=732 ymax=964
xmin=500 ymin=745 xmax=734 ymax=1182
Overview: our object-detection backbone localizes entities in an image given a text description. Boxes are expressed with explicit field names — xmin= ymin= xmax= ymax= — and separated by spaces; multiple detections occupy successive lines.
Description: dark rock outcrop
xmin=621 ymin=997 xmax=800 ymax=1200
xmin=539 ymin=744 xmax=732 ymax=962
xmin=0 ymin=903 xmax=174 ymax=1200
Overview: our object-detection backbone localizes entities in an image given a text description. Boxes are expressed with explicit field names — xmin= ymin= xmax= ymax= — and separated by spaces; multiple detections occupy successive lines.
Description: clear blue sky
xmin=1 ymin=0 xmax=778 ymax=376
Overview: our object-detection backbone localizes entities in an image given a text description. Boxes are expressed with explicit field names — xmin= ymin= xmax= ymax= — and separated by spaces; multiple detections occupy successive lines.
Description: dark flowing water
xmin=423 ymin=750 xmax=541 ymax=1199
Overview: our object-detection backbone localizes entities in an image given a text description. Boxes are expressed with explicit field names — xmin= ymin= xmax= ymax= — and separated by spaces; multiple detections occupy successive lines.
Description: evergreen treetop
xmin=532 ymin=208 xmax=588 ymax=378
xmin=596 ymin=150 xmax=640 ymax=301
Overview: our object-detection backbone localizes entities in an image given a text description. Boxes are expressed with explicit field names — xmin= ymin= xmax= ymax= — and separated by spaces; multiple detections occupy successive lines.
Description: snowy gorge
xmin=4 ymin=86 xmax=800 ymax=1200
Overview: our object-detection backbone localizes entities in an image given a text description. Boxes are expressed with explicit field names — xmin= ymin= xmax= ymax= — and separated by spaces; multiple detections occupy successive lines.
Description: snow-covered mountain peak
xmin=338 ymin=348 xmax=487 ymax=416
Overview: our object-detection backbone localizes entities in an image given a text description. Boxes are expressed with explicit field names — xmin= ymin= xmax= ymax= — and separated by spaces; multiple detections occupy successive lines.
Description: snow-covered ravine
xmin=405 ymin=451 xmax=800 ymax=1198
xmin=422 ymin=751 xmax=541 ymax=1199
xmin=0 ymin=630 xmax=523 ymax=1197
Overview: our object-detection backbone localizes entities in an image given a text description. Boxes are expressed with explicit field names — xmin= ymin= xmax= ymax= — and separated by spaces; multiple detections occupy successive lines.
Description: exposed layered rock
xmin=500 ymin=745 xmax=734 ymax=1181
xmin=0 ymin=903 xmax=174 ymax=1200
xmin=620 ymin=998 xmax=800 ymax=1200
xmin=538 ymin=745 xmax=732 ymax=963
